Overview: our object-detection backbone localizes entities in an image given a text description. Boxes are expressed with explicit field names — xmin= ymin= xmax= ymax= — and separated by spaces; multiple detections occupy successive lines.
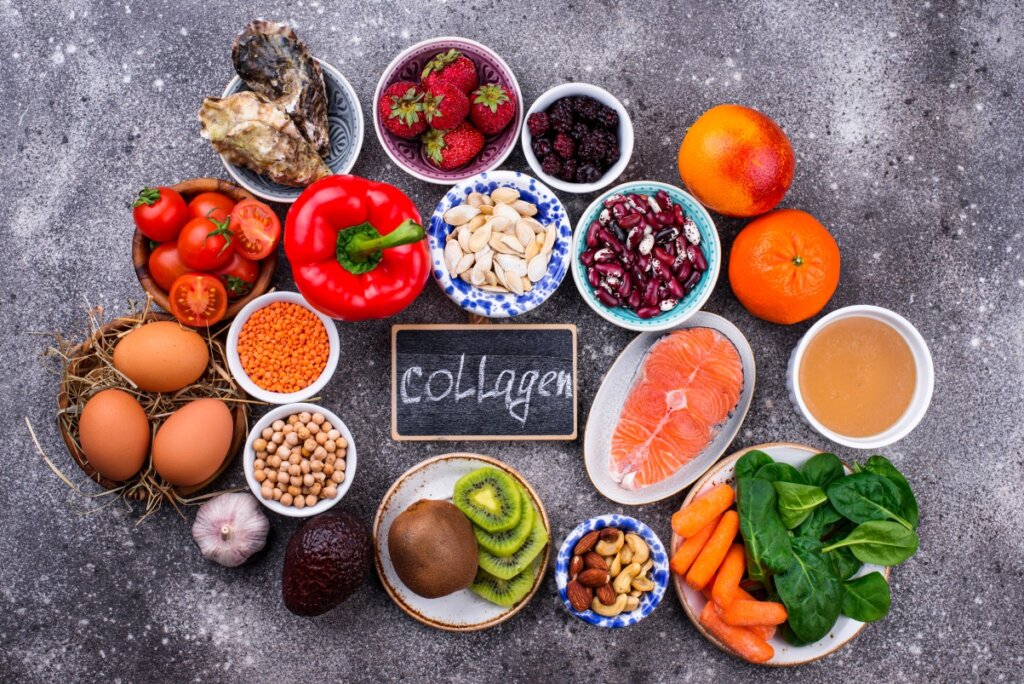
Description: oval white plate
xmin=674 ymin=442 xmax=891 ymax=667
xmin=584 ymin=311 xmax=756 ymax=505
xmin=372 ymin=453 xmax=550 ymax=631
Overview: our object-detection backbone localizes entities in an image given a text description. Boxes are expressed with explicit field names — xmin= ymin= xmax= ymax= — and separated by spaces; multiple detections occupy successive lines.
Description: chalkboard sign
xmin=391 ymin=324 xmax=578 ymax=441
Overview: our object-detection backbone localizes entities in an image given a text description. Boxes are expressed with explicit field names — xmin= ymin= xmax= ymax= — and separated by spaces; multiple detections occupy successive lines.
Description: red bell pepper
xmin=285 ymin=175 xmax=429 ymax=321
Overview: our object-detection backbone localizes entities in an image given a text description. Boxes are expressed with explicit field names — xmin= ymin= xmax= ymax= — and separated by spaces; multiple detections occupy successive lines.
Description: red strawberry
xmin=423 ymin=83 xmax=469 ymax=130
xmin=378 ymin=81 xmax=426 ymax=139
xmin=422 ymin=122 xmax=484 ymax=170
xmin=469 ymin=83 xmax=516 ymax=135
xmin=420 ymin=49 xmax=478 ymax=94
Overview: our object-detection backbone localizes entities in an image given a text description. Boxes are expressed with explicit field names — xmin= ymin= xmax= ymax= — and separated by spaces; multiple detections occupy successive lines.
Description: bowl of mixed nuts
xmin=555 ymin=514 xmax=669 ymax=628
xmin=427 ymin=169 xmax=573 ymax=318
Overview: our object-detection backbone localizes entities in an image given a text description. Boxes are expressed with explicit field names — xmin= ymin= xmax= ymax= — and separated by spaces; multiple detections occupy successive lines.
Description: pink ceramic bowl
xmin=373 ymin=37 xmax=523 ymax=185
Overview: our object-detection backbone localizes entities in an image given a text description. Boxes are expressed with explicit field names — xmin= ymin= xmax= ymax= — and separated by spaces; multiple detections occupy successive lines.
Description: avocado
xmin=388 ymin=499 xmax=478 ymax=599
xmin=281 ymin=509 xmax=370 ymax=616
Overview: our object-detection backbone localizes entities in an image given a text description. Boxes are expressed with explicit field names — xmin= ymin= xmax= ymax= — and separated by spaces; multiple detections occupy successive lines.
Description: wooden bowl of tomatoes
xmin=131 ymin=177 xmax=280 ymax=326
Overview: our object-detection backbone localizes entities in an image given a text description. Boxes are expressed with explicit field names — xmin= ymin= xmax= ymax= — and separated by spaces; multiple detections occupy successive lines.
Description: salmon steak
xmin=609 ymin=328 xmax=743 ymax=489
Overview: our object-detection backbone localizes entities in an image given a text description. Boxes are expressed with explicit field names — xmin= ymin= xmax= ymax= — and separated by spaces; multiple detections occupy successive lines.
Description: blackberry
xmin=553 ymin=132 xmax=576 ymax=160
xmin=526 ymin=112 xmax=550 ymax=138
xmin=605 ymin=143 xmax=620 ymax=164
xmin=531 ymin=136 xmax=553 ymax=158
xmin=541 ymin=154 xmax=562 ymax=177
xmin=570 ymin=121 xmax=590 ymax=141
xmin=578 ymin=132 xmax=608 ymax=162
xmin=595 ymin=105 xmax=619 ymax=130
xmin=576 ymin=163 xmax=603 ymax=184
xmin=576 ymin=96 xmax=603 ymax=122
xmin=596 ymin=128 xmax=617 ymax=147
xmin=559 ymin=158 xmax=578 ymax=182
xmin=547 ymin=99 xmax=574 ymax=133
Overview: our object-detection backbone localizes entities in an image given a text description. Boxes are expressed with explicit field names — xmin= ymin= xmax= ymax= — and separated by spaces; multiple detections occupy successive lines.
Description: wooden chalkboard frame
xmin=391 ymin=324 xmax=578 ymax=441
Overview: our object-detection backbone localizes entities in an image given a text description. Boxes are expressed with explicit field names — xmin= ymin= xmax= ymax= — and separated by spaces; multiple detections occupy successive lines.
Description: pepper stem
xmin=336 ymin=219 xmax=425 ymax=275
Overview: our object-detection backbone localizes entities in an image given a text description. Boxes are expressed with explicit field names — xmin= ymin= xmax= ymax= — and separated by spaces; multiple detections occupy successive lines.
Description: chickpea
xmin=321 ymin=421 xmax=333 ymax=432
xmin=305 ymin=495 xmax=317 ymax=507
xmin=336 ymin=459 xmax=347 ymax=472
xmin=289 ymin=476 xmax=301 ymax=488
xmin=314 ymin=432 xmax=328 ymax=445
xmin=309 ymin=482 xmax=322 ymax=496
xmin=311 ymin=459 xmax=324 ymax=473
xmin=297 ymin=427 xmax=311 ymax=441
xmin=289 ymin=453 xmax=301 ymax=466
xmin=280 ymin=493 xmax=293 ymax=507
xmin=265 ymin=441 xmax=278 ymax=455
xmin=312 ymin=412 xmax=325 ymax=425
xmin=278 ymin=444 xmax=292 ymax=458
xmin=276 ymin=471 xmax=289 ymax=484
xmin=323 ymin=485 xmax=337 ymax=499
xmin=272 ymin=420 xmax=285 ymax=432
xmin=288 ymin=414 xmax=300 ymax=425
xmin=331 ymin=470 xmax=345 ymax=484
xmin=323 ymin=463 xmax=334 ymax=477
xmin=326 ymin=429 xmax=340 ymax=441
xmin=285 ymin=432 xmax=299 ymax=446
xmin=254 ymin=469 xmax=267 ymax=483
xmin=324 ymin=440 xmax=336 ymax=453
xmin=301 ymin=447 xmax=312 ymax=458
xmin=271 ymin=432 xmax=284 ymax=445
xmin=325 ymin=453 xmax=337 ymax=465
xmin=307 ymin=422 xmax=320 ymax=435
xmin=272 ymin=488 xmax=283 ymax=501
xmin=261 ymin=427 xmax=274 ymax=440
xmin=313 ymin=446 xmax=327 ymax=460
xmin=260 ymin=480 xmax=273 ymax=496
xmin=298 ymin=411 xmax=312 ymax=423
xmin=254 ymin=458 xmax=266 ymax=470
xmin=300 ymin=460 xmax=311 ymax=474
xmin=267 ymin=455 xmax=281 ymax=469
xmin=302 ymin=473 xmax=314 ymax=487
xmin=294 ymin=496 xmax=306 ymax=509
xmin=302 ymin=438 xmax=316 ymax=452
xmin=313 ymin=471 xmax=326 ymax=483
xmin=288 ymin=464 xmax=301 ymax=476
xmin=336 ymin=438 xmax=348 ymax=450
xmin=253 ymin=438 xmax=268 ymax=452
xmin=282 ymin=423 xmax=293 ymax=434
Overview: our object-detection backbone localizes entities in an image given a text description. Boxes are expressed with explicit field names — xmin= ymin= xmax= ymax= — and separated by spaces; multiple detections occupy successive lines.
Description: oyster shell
xmin=198 ymin=92 xmax=330 ymax=187
xmin=232 ymin=20 xmax=330 ymax=156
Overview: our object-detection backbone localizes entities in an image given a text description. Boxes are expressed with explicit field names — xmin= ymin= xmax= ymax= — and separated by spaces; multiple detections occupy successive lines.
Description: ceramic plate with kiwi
xmin=372 ymin=453 xmax=550 ymax=631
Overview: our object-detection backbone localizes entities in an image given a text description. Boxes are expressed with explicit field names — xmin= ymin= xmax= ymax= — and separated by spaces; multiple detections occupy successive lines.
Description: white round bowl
xmin=243 ymin=402 xmax=356 ymax=518
xmin=787 ymin=305 xmax=934 ymax=449
xmin=521 ymin=82 xmax=634 ymax=194
xmin=226 ymin=291 xmax=340 ymax=404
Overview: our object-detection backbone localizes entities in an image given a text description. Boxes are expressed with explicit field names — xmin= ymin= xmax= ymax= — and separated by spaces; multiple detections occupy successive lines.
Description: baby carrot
xmin=670 ymin=514 xmax=721 ymax=577
xmin=719 ymin=600 xmax=788 ymax=627
xmin=711 ymin=544 xmax=746 ymax=607
xmin=672 ymin=484 xmax=735 ymax=538
xmin=687 ymin=510 xmax=739 ymax=591
xmin=700 ymin=600 xmax=774 ymax=664
xmin=730 ymin=586 xmax=775 ymax=641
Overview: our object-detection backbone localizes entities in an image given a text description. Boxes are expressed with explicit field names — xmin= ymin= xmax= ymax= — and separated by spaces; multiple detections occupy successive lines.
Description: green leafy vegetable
xmin=736 ymin=449 xmax=774 ymax=480
xmin=754 ymin=462 xmax=807 ymax=485
xmin=773 ymin=481 xmax=828 ymax=529
xmin=737 ymin=477 xmax=794 ymax=584
xmin=827 ymin=472 xmax=914 ymax=530
xmin=822 ymin=520 xmax=919 ymax=565
xmin=827 ymin=544 xmax=862 ymax=580
xmin=863 ymin=455 xmax=919 ymax=529
xmin=774 ymin=536 xmax=842 ymax=643
xmin=801 ymin=452 xmax=845 ymax=489
xmin=795 ymin=502 xmax=844 ymax=540
xmin=841 ymin=572 xmax=891 ymax=622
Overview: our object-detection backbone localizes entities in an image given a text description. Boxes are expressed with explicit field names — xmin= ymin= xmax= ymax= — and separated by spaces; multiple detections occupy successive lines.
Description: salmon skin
xmin=609 ymin=328 xmax=743 ymax=489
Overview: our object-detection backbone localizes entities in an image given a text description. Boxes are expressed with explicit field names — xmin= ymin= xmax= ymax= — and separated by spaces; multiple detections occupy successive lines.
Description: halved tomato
xmin=168 ymin=273 xmax=228 ymax=327
xmin=230 ymin=199 xmax=281 ymax=260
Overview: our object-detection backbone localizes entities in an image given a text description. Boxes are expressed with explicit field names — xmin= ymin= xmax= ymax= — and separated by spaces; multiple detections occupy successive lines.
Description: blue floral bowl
xmin=555 ymin=514 xmax=669 ymax=628
xmin=570 ymin=181 xmax=721 ymax=332
xmin=428 ymin=170 xmax=572 ymax=318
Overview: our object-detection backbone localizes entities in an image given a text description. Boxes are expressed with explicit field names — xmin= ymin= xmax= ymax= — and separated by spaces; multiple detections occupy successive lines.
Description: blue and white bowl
xmin=219 ymin=58 xmax=364 ymax=204
xmin=555 ymin=514 xmax=669 ymax=628
xmin=428 ymin=170 xmax=572 ymax=318
xmin=571 ymin=181 xmax=721 ymax=332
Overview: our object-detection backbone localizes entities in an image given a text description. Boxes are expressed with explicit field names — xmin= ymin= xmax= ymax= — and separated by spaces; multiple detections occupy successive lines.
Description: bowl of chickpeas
xmin=243 ymin=403 xmax=357 ymax=517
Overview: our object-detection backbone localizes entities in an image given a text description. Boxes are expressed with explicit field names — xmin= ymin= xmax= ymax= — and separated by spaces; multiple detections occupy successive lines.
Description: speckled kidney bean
xmin=676 ymin=258 xmax=693 ymax=282
xmin=586 ymin=221 xmax=600 ymax=248
xmin=596 ymin=289 xmax=621 ymax=307
xmin=688 ymin=245 xmax=708 ymax=272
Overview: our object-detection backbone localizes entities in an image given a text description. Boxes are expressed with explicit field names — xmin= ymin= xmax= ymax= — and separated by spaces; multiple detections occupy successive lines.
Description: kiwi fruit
xmin=453 ymin=467 xmax=522 ymax=533
xmin=472 ymin=486 xmax=535 ymax=557
xmin=476 ymin=505 xmax=548 ymax=580
xmin=387 ymin=499 xmax=478 ymax=599
xmin=469 ymin=559 xmax=538 ymax=607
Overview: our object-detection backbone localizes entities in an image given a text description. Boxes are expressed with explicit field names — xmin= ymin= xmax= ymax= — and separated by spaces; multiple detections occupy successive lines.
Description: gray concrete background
xmin=2 ymin=1 xmax=1022 ymax=682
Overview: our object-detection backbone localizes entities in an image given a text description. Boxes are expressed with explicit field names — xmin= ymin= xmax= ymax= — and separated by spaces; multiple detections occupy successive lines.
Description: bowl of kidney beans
xmin=571 ymin=181 xmax=721 ymax=331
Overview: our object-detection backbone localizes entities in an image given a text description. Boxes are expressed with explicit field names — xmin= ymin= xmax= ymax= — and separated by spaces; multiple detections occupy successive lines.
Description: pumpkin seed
xmin=512 ymin=199 xmax=537 ymax=217
xmin=444 ymin=204 xmax=480 ymax=226
xmin=500 ymin=235 xmax=525 ymax=253
xmin=455 ymin=253 xmax=475 ymax=275
xmin=490 ymin=186 xmax=520 ymax=204
xmin=469 ymin=223 xmax=492 ymax=252
xmin=527 ymin=253 xmax=549 ymax=282
xmin=493 ymin=202 xmax=520 ymax=224
xmin=444 ymin=240 xmax=463 ymax=276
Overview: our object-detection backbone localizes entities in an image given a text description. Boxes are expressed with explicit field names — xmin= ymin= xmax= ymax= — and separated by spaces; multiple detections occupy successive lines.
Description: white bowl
xmin=243 ymin=402 xmax=356 ymax=517
xmin=787 ymin=305 xmax=934 ymax=449
xmin=521 ymin=82 xmax=634 ymax=194
xmin=226 ymin=291 xmax=340 ymax=404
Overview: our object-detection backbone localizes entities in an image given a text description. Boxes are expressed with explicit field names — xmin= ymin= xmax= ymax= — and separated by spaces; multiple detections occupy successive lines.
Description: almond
xmin=582 ymin=552 xmax=608 ymax=572
xmin=599 ymin=527 xmax=621 ymax=542
xmin=577 ymin=568 xmax=610 ymax=588
xmin=566 ymin=580 xmax=592 ymax=612
xmin=569 ymin=555 xmax=583 ymax=579
xmin=573 ymin=530 xmax=600 ymax=556
xmin=595 ymin=584 xmax=618 ymax=606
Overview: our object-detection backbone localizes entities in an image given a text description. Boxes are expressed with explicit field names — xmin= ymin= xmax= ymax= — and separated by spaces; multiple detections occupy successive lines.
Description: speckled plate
xmin=428 ymin=170 xmax=572 ymax=317
xmin=372 ymin=453 xmax=550 ymax=632
xmin=674 ymin=443 xmax=891 ymax=666
xmin=219 ymin=58 xmax=364 ymax=204
xmin=555 ymin=514 xmax=669 ymax=628
xmin=373 ymin=37 xmax=523 ymax=184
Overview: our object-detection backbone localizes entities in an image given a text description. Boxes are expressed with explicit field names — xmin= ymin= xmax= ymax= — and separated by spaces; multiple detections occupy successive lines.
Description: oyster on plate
xmin=198 ymin=92 xmax=330 ymax=188
xmin=232 ymin=20 xmax=330 ymax=156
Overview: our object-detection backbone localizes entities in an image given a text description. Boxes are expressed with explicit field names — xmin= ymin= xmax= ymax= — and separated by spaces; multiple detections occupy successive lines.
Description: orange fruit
xmin=728 ymin=209 xmax=840 ymax=324
xmin=678 ymin=104 xmax=795 ymax=217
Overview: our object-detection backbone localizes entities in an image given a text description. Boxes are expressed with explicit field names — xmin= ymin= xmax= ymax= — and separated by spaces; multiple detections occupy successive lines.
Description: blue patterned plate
xmin=218 ymin=58 xmax=364 ymax=204
xmin=428 ymin=170 xmax=571 ymax=318
xmin=555 ymin=514 xmax=669 ymax=628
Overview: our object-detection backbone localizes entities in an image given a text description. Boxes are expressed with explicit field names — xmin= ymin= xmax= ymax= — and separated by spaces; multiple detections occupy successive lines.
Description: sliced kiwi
xmin=476 ymin=506 xmax=548 ymax=580
xmin=453 ymin=467 xmax=522 ymax=533
xmin=469 ymin=559 xmax=537 ymax=607
xmin=473 ymin=486 xmax=535 ymax=557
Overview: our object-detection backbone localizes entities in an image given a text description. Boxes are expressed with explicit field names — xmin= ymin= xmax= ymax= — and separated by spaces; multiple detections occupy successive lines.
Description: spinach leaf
xmin=736 ymin=449 xmax=774 ymax=480
xmin=863 ymin=455 xmax=919 ymax=529
xmin=773 ymin=481 xmax=827 ymax=529
xmin=801 ymin=452 xmax=845 ymax=489
xmin=754 ymin=462 xmax=807 ymax=484
xmin=822 ymin=520 xmax=919 ymax=565
xmin=795 ymin=502 xmax=844 ymax=540
xmin=774 ymin=536 xmax=842 ymax=643
xmin=737 ymin=477 xmax=794 ymax=582
xmin=827 ymin=544 xmax=862 ymax=580
xmin=841 ymin=572 xmax=891 ymax=622
xmin=781 ymin=621 xmax=812 ymax=646
xmin=827 ymin=472 xmax=914 ymax=530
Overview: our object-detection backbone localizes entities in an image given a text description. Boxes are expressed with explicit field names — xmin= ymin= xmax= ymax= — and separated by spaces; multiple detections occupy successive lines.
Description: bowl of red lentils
xmin=226 ymin=291 xmax=340 ymax=404
xmin=243 ymin=402 xmax=357 ymax=517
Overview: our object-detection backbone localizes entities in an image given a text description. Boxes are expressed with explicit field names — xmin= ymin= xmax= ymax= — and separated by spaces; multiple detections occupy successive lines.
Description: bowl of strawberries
xmin=373 ymin=37 xmax=523 ymax=184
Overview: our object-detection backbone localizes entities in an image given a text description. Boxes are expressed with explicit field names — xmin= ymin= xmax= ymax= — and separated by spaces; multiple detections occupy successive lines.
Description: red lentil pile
xmin=237 ymin=302 xmax=329 ymax=393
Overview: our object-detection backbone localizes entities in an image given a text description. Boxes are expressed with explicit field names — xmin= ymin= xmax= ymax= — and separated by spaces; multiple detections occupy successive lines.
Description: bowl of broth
xmin=787 ymin=305 xmax=934 ymax=449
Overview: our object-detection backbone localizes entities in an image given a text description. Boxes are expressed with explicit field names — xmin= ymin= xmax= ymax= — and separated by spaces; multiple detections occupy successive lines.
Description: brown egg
xmin=78 ymin=389 xmax=150 ymax=481
xmin=113 ymin=321 xmax=209 ymax=393
xmin=152 ymin=399 xmax=234 ymax=486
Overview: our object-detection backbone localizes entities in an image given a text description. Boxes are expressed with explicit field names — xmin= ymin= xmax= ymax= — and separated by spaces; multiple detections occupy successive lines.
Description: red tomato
xmin=229 ymin=199 xmax=281 ymax=260
xmin=187 ymin=192 xmax=236 ymax=222
xmin=132 ymin=186 xmax=188 ymax=241
xmin=177 ymin=216 xmax=234 ymax=271
xmin=214 ymin=252 xmax=260 ymax=299
xmin=148 ymin=242 xmax=191 ymax=292
xmin=168 ymin=273 xmax=228 ymax=327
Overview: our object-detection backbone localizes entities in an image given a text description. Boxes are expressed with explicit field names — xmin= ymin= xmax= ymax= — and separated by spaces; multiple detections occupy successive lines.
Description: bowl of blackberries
xmin=522 ymin=83 xmax=634 ymax=194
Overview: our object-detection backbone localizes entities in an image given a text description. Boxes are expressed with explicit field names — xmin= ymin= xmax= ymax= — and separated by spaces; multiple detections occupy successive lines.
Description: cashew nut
xmin=595 ymin=530 xmax=624 ymax=556
xmin=640 ymin=559 xmax=653 ymax=576
xmin=608 ymin=553 xmax=622 ymax=578
xmin=629 ymin=589 xmax=642 ymax=598
xmin=631 ymin=575 xmax=655 ymax=592
xmin=590 ymin=593 xmax=628 ymax=617
xmin=613 ymin=562 xmax=642 ymax=594
xmin=619 ymin=545 xmax=634 ymax=565
xmin=625 ymin=595 xmax=641 ymax=612
xmin=625 ymin=533 xmax=650 ymax=565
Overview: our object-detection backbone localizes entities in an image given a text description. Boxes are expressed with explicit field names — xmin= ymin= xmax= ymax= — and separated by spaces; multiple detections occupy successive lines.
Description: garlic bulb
xmin=192 ymin=493 xmax=269 ymax=567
